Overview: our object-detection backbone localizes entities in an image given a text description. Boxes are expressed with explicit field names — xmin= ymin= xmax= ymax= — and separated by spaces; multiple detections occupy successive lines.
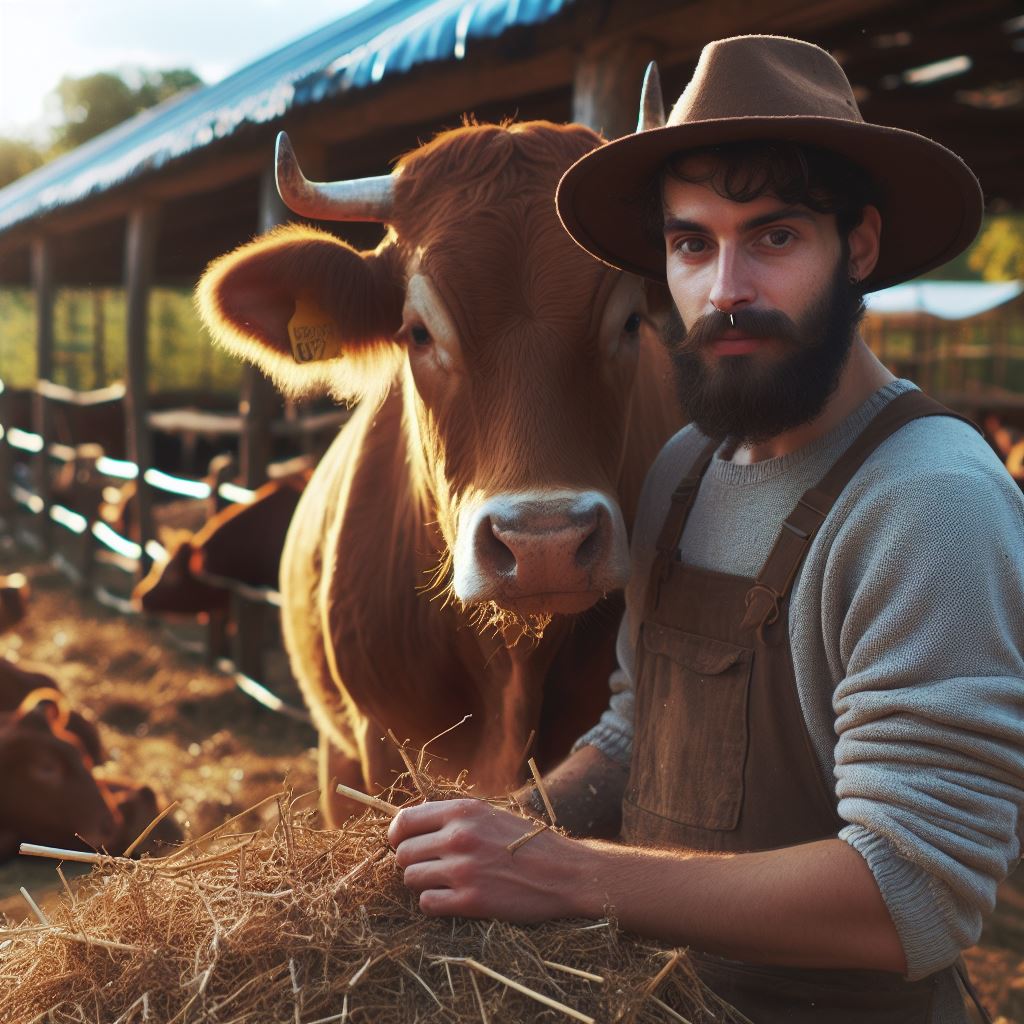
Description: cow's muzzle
xmin=453 ymin=490 xmax=629 ymax=615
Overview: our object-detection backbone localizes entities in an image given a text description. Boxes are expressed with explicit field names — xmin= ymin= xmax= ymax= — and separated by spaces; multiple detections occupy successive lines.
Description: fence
xmin=0 ymin=376 xmax=348 ymax=724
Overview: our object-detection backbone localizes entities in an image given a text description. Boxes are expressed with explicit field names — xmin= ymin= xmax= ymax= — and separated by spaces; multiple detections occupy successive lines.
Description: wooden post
xmin=31 ymin=236 xmax=55 ymax=546
xmin=231 ymin=165 xmax=293 ymax=680
xmin=573 ymin=36 xmax=659 ymax=141
xmin=237 ymin=166 xmax=289 ymax=491
xmin=123 ymin=204 xmax=160 ymax=578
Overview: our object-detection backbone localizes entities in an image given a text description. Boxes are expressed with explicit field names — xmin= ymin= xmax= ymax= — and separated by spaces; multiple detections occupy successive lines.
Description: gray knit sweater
xmin=579 ymin=379 xmax=1024 ymax=1016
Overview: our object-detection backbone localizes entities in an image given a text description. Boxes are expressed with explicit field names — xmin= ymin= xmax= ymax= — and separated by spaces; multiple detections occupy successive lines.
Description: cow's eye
xmin=410 ymin=325 xmax=432 ymax=347
xmin=623 ymin=313 xmax=642 ymax=335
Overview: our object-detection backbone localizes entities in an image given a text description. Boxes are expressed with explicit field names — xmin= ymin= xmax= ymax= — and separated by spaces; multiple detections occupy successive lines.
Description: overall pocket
xmin=629 ymin=623 xmax=753 ymax=831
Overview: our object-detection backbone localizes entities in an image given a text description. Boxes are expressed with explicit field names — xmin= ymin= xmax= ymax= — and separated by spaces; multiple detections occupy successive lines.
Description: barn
xmin=0 ymin=2 xmax=1022 ymax=1015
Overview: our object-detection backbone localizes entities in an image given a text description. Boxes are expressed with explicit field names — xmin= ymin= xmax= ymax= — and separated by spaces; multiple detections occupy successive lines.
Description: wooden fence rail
xmin=0 ymin=375 xmax=349 ymax=725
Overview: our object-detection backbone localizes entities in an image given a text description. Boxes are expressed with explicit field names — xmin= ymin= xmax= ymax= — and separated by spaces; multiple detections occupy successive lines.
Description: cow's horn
xmin=275 ymin=132 xmax=394 ymax=223
xmin=637 ymin=61 xmax=666 ymax=132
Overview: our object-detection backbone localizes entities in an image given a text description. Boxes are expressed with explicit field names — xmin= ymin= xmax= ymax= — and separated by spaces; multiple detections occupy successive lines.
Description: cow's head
xmin=197 ymin=118 xmax=663 ymax=638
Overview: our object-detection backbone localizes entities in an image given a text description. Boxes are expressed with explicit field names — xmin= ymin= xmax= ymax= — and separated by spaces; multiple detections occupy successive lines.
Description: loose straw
xmin=440 ymin=957 xmax=595 ymax=1024
xmin=335 ymin=783 xmax=399 ymax=818
xmin=122 ymin=799 xmax=179 ymax=858
xmin=19 ymin=843 xmax=118 ymax=865
xmin=527 ymin=758 xmax=557 ymax=825
xmin=20 ymin=887 xmax=48 ymax=926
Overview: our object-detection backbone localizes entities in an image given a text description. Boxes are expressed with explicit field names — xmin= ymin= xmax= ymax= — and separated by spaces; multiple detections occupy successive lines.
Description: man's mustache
xmin=679 ymin=307 xmax=803 ymax=351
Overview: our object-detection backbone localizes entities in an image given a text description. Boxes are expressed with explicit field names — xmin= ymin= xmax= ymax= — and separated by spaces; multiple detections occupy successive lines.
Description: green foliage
xmin=0 ymin=138 xmax=44 ymax=188
xmin=0 ymin=287 xmax=241 ymax=395
xmin=968 ymin=216 xmax=1024 ymax=282
xmin=0 ymin=66 xmax=203 ymax=185
xmin=48 ymin=67 xmax=203 ymax=154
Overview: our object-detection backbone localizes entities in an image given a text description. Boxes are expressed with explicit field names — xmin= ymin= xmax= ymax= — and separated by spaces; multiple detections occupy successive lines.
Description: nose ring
xmin=712 ymin=303 xmax=736 ymax=327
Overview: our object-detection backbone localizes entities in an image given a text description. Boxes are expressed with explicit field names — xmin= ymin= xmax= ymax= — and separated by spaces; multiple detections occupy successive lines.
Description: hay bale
xmin=1 ymin=773 xmax=747 ymax=1023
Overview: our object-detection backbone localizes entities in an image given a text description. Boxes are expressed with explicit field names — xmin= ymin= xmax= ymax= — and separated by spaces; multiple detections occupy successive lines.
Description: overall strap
xmin=741 ymin=391 xmax=978 ymax=633
xmin=642 ymin=435 xmax=720 ymax=621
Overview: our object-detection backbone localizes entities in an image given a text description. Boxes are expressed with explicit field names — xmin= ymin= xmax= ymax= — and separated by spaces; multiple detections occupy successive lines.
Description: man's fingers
xmin=392 ymin=832 xmax=444 ymax=869
xmin=387 ymin=798 xmax=479 ymax=848
xmin=418 ymin=886 xmax=477 ymax=918
xmin=401 ymin=859 xmax=457 ymax=894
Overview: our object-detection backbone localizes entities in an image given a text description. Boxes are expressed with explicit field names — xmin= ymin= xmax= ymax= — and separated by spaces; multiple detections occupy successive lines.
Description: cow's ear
xmin=196 ymin=224 xmax=406 ymax=403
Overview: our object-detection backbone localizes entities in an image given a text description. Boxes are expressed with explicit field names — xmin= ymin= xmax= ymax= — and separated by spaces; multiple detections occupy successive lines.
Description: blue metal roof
xmin=865 ymin=281 xmax=1024 ymax=319
xmin=0 ymin=0 xmax=573 ymax=235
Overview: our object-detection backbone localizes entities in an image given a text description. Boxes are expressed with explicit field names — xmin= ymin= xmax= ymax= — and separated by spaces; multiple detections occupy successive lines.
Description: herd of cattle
xmin=3 ymin=109 xmax=1024 ymax=858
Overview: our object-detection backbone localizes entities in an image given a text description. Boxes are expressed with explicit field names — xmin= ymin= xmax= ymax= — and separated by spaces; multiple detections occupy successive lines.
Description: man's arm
xmin=515 ymin=744 xmax=629 ymax=838
xmin=388 ymin=799 xmax=907 ymax=973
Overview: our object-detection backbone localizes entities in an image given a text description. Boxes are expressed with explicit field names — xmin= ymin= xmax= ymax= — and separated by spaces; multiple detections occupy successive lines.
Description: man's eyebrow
xmin=740 ymin=206 xmax=815 ymax=231
xmin=662 ymin=216 xmax=705 ymax=236
xmin=661 ymin=206 xmax=816 ymax=236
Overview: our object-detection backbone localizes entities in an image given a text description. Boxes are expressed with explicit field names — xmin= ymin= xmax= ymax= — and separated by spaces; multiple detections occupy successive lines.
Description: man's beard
xmin=664 ymin=262 xmax=866 ymax=446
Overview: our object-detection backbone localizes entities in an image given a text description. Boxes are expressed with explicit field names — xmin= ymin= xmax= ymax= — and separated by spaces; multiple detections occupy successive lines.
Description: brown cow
xmin=196 ymin=119 xmax=681 ymax=823
xmin=132 ymin=469 xmax=311 ymax=615
xmin=0 ymin=656 xmax=105 ymax=764
xmin=0 ymin=669 xmax=180 ymax=859
xmin=0 ymin=690 xmax=118 ymax=859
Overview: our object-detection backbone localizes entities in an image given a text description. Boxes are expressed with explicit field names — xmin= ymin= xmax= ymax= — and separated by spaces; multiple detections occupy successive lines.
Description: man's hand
xmin=389 ymin=801 xmax=908 ymax=973
xmin=388 ymin=799 xmax=593 ymax=922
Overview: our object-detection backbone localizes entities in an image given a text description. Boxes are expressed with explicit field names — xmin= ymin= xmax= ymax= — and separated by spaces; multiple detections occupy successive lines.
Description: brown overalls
xmin=621 ymin=391 xmax=991 ymax=1023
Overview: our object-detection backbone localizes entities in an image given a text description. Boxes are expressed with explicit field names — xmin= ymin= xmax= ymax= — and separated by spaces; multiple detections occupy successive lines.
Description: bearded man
xmin=388 ymin=35 xmax=1024 ymax=1023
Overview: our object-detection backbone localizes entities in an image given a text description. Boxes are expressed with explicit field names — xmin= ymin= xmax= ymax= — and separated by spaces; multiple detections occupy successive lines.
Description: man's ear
xmin=848 ymin=205 xmax=882 ymax=283
xmin=195 ymin=224 xmax=406 ymax=403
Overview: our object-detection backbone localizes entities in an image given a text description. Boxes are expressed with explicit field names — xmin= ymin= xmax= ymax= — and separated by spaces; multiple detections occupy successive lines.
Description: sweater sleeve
xmin=817 ymin=438 xmax=1024 ymax=979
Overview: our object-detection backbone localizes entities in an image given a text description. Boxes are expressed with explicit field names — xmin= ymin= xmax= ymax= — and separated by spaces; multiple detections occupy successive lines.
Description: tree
xmin=48 ymin=68 xmax=202 ymax=154
xmin=968 ymin=217 xmax=1024 ymax=282
xmin=0 ymin=137 xmax=44 ymax=188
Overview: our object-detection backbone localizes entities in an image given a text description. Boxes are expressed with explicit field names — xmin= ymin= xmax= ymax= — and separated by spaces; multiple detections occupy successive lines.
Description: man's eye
xmin=763 ymin=229 xmax=794 ymax=248
xmin=623 ymin=312 xmax=642 ymax=334
xmin=410 ymin=325 xmax=432 ymax=346
xmin=675 ymin=237 xmax=708 ymax=255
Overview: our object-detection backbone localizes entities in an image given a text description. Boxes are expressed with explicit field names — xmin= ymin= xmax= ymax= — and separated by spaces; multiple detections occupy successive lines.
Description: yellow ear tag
xmin=287 ymin=298 xmax=344 ymax=364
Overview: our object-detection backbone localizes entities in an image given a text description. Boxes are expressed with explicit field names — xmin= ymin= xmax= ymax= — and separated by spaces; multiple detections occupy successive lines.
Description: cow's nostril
xmin=481 ymin=518 xmax=517 ymax=575
xmin=575 ymin=524 xmax=599 ymax=569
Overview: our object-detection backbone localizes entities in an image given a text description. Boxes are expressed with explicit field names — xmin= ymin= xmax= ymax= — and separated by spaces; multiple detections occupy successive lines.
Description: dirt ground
xmin=0 ymin=543 xmax=1022 ymax=1021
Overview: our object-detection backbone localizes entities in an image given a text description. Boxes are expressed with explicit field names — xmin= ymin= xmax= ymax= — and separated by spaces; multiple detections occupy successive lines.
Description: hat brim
xmin=555 ymin=116 xmax=984 ymax=292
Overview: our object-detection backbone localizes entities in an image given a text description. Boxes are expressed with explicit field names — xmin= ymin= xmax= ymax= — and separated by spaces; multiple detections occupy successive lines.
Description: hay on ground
xmin=0 ymin=768 xmax=748 ymax=1024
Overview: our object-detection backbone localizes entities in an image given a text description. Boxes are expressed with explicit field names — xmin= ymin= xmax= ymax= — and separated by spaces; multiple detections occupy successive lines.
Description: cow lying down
xmin=197 ymin=118 xmax=682 ymax=824
xmin=0 ymin=656 xmax=180 ymax=860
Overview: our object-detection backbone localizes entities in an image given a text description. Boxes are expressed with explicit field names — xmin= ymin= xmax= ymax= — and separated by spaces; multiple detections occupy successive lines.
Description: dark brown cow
xmin=0 ymin=690 xmax=118 ymax=858
xmin=0 ymin=664 xmax=180 ymax=859
xmin=0 ymin=657 xmax=105 ymax=764
xmin=197 ymin=119 xmax=681 ymax=823
xmin=132 ymin=469 xmax=311 ymax=615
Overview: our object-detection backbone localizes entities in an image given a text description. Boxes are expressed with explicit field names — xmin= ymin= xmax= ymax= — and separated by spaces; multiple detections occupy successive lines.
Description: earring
xmin=849 ymin=269 xmax=860 ymax=285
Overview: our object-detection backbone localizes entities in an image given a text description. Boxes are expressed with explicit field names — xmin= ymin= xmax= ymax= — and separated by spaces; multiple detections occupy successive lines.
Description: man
xmin=388 ymin=35 xmax=1024 ymax=1022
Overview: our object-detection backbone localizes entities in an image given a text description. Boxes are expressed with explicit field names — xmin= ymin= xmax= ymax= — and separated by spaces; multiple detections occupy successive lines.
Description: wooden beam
xmin=30 ymin=236 xmax=55 ymax=543
xmin=123 ymin=204 xmax=160 ymax=576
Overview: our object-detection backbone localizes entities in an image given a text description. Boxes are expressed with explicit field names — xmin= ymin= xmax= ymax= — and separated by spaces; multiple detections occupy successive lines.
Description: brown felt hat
xmin=556 ymin=34 xmax=984 ymax=291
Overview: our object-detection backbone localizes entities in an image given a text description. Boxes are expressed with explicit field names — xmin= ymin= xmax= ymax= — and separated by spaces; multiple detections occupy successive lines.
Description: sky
xmin=0 ymin=0 xmax=370 ymax=138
